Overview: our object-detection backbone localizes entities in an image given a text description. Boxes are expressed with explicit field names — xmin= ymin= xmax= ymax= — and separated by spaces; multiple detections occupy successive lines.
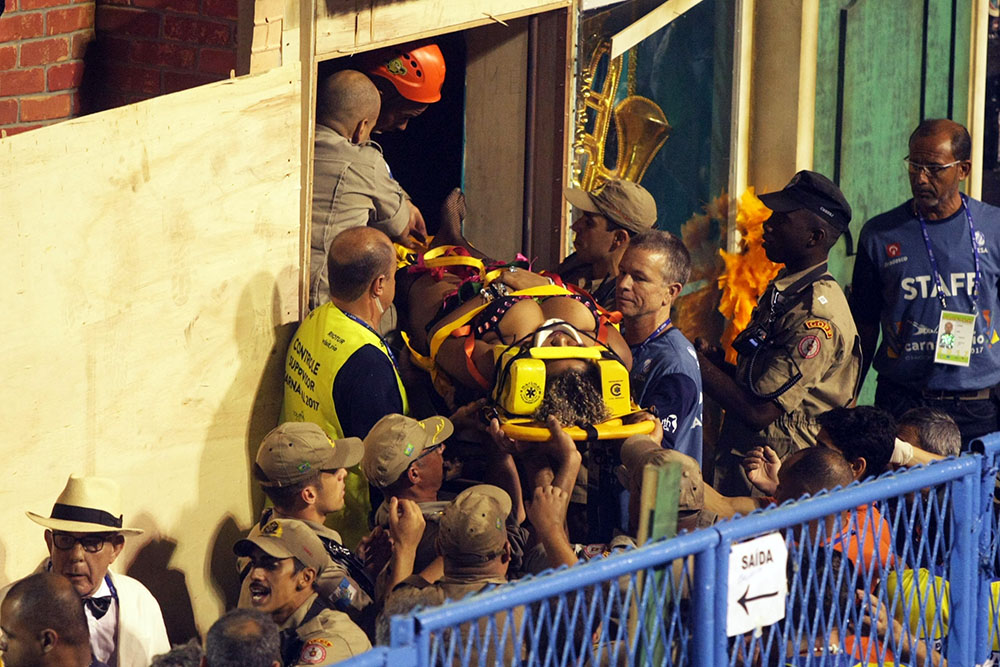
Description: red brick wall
xmin=0 ymin=0 xmax=239 ymax=136
xmin=0 ymin=0 xmax=94 ymax=135
xmin=91 ymin=0 xmax=238 ymax=109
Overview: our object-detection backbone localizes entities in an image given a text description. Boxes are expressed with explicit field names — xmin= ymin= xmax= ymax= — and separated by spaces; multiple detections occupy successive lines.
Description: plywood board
xmin=315 ymin=0 xmax=569 ymax=60
xmin=463 ymin=20 xmax=528 ymax=261
xmin=0 ymin=62 xmax=302 ymax=640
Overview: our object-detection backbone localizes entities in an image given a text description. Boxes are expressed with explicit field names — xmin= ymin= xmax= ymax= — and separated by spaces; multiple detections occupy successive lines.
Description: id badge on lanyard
xmin=919 ymin=194 xmax=981 ymax=368
xmin=934 ymin=310 xmax=975 ymax=366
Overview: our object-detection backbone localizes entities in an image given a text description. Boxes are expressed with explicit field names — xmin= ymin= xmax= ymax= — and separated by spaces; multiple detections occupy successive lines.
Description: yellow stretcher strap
xmin=400 ymin=331 xmax=434 ymax=372
xmin=499 ymin=416 xmax=655 ymax=442
xmin=426 ymin=284 xmax=575 ymax=365
xmin=420 ymin=245 xmax=486 ymax=276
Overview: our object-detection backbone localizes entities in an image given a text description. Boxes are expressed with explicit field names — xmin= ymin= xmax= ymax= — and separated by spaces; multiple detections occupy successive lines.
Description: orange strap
xmin=462 ymin=329 xmax=491 ymax=390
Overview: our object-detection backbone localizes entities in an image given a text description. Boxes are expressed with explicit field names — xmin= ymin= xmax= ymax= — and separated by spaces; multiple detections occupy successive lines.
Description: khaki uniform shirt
xmin=280 ymin=593 xmax=371 ymax=666
xmin=386 ymin=575 xmax=522 ymax=665
xmin=723 ymin=262 xmax=862 ymax=457
xmin=310 ymin=125 xmax=410 ymax=309
xmin=374 ymin=499 xmax=449 ymax=574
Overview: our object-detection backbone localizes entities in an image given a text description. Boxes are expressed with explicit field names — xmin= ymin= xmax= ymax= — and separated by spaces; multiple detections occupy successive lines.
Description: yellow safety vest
xmin=279 ymin=302 xmax=409 ymax=549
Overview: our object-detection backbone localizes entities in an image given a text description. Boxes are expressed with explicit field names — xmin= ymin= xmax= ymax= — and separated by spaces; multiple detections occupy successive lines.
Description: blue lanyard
xmin=631 ymin=318 xmax=671 ymax=351
xmin=343 ymin=311 xmax=399 ymax=368
xmin=104 ymin=573 xmax=119 ymax=600
xmin=916 ymin=193 xmax=981 ymax=313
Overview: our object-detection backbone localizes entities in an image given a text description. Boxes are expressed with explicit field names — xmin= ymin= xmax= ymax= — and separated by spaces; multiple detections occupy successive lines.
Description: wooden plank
xmin=610 ymin=0 xmax=705 ymax=60
xmin=967 ymin=0 xmax=989 ymax=198
xmin=951 ymin=0 xmax=973 ymax=125
xmin=748 ymin=0 xmax=805 ymax=194
xmin=463 ymin=19 xmax=528 ymax=261
xmin=315 ymin=0 xmax=569 ymax=60
xmin=724 ymin=0 xmax=748 ymax=252
xmin=525 ymin=8 xmax=572 ymax=267
xmin=0 ymin=63 xmax=302 ymax=637
xmin=634 ymin=461 xmax=679 ymax=664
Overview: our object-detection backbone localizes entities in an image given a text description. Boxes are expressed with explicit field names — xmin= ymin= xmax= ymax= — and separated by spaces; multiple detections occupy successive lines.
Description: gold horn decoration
xmin=574 ymin=41 xmax=672 ymax=191
xmin=575 ymin=41 xmax=621 ymax=192
xmin=611 ymin=96 xmax=670 ymax=184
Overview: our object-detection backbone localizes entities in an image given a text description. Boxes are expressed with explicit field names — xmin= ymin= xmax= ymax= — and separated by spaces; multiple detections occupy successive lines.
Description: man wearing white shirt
xmin=2 ymin=475 xmax=170 ymax=667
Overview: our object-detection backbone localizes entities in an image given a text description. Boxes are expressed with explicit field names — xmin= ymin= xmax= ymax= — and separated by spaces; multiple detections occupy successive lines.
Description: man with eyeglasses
xmin=0 ymin=475 xmax=169 ymax=666
xmin=851 ymin=118 xmax=1000 ymax=445
xmin=361 ymin=414 xmax=453 ymax=577
xmin=234 ymin=519 xmax=370 ymax=666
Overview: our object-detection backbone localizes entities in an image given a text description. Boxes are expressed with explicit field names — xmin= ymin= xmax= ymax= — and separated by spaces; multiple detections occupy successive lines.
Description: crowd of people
xmin=2 ymin=40 xmax=995 ymax=667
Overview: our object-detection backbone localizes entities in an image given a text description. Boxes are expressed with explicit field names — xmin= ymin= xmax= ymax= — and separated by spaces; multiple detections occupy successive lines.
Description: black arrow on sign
xmin=737 ymin=586 xmax=779 ymax=614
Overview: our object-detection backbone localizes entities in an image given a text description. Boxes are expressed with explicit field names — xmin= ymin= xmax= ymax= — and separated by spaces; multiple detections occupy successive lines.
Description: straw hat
xmin=27 ymin=475 xmax=143 ymax=535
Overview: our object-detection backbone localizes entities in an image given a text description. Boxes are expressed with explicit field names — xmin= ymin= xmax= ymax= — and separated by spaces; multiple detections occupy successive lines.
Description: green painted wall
xmin=812 ymin=0 xmax=973 ymax=404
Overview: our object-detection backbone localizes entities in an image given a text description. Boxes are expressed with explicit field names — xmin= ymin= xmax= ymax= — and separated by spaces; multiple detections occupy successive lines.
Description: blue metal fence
xmin=339 ymin=438 xmax=1000 ymax=666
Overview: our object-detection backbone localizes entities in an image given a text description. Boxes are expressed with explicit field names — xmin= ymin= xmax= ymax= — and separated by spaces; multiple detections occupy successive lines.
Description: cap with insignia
xmin=255 ymin=422 xmax=363 ymax=488
xmin=233 ymin=518 xmax=328 ymax=573
xmin=362 ymin=414 xmax=453 ymax=489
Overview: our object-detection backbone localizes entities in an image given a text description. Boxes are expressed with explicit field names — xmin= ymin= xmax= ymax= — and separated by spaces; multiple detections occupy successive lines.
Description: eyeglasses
xmin=51 ymin=533 xmax=112 ymax=553
xmin=413 ymin=443 xmax=444 ymax=464
xmin=903 ymin=158 xmax=964 ymax=176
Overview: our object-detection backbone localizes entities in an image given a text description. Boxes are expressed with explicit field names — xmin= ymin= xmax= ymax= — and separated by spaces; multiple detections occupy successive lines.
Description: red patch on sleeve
xmin=797 ymin=335 xmax=821 ymax=359
xmin=299 ymin=640 xmax=331 ymax=664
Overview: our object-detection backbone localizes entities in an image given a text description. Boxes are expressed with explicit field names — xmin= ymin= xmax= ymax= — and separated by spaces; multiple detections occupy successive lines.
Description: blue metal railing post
xmin=974 ymin=434 xmax=1000 ymax=663
xmin=692 ymin=546 xmax=716 ymax=664
xmin=946 ymin=463 xmax=978 ymax=665
xmin=388 ymin=615 xmax=419 ymax=667
xmin=714 ymin=535 xmax=732 ymax=665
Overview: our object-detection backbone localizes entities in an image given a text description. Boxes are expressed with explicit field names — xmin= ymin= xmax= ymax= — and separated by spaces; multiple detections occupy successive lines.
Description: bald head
xmin=327 ymin=227 xmax=395 ymax=302
xmin=1 ymin=573 xmax=92 ymax=667
xmin=776 ymin=447 xmax=854 ymax=504
xmin=316 ymin=70 xmax=381 ymax=143
xmin=5 ymin=573 xmax=90 ymax=646
xmin=205 ymin=609 xmax=280 ymax=667
xmin=910 ymin=118 xmax=971 ymax=161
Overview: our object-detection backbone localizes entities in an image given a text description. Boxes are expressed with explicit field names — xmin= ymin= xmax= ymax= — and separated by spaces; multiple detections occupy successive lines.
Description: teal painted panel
xmin=814 ymin=1 xmax=976 ymax=405
xmin=812 ymin=1 xmax=841 ymax=182
xmin=926 ymin=0 xmax=973 ymax=121
xmin=836 ymin=0 xmax=924 ymax=266
xmin=951 ymin=0 xmax=973 ymax=123
xmin=926 ymin=0 xmax=956 ymax=118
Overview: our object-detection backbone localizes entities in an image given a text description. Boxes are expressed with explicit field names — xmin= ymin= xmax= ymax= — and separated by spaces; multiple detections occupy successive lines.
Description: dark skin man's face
xmin=907 ymin=130 xmax=971 ymax=219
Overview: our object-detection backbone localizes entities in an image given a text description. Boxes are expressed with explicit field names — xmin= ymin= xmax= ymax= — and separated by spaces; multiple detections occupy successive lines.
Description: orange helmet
xmin=366 ymin=44 xmax=446 ymax=104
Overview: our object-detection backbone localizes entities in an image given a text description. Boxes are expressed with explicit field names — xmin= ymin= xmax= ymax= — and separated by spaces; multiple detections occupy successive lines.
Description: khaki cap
xmin=618 ymin=436 xmax=704 ymax=512
xmin=362 ymin=414 xmax=453 ymax=489
xmin=256 ymin=422 xmax=363 ymax=488
xmin=27 ymin=475 xmax=143 ymax=535
xmin=564 ymin=179 xmax=657 ymax=234
xmin=436 ymin=485 xmax=511 ymax=563
xmin=233 ymin=519 xmax=327 ymax=574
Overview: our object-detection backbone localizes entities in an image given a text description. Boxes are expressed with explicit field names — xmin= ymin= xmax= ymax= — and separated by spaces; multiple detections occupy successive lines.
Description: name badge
xmin=934 ymin=310 xmax=976 ymax=367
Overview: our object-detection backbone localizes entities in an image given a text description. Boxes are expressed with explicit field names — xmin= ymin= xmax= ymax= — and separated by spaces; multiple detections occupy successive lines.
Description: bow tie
xmin=85 ymin=596 xmax=113 ymax=620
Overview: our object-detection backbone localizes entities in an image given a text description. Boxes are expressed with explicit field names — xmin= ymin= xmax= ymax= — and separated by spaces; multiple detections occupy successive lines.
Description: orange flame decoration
xmin=672 ymin=193 xmax=727 ymax=346
xmin=717 ymin=188 xmax=782 ymax=364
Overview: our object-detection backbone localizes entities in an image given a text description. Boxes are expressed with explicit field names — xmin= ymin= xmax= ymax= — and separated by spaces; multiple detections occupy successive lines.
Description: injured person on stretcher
xmin=393 ymin=189 xmax=655 ymax=441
